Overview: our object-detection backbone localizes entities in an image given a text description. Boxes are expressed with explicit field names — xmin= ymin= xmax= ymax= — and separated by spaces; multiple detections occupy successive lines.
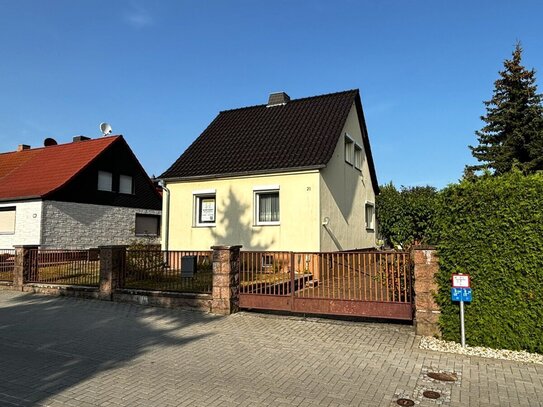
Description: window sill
xmin=366 ymin=227 xmax=375 ymax=232
xmin=254 ymin=222 xmax=280 ymax=227
xmin=0 ymin=232 xmax=15 ymax=235
xmin=193 ymin=224 xmax=216 ymax=228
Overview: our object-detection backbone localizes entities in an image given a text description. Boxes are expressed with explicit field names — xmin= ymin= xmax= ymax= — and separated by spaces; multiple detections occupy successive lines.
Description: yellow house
xmin=159 ymin=89 xmax=379 ymax=252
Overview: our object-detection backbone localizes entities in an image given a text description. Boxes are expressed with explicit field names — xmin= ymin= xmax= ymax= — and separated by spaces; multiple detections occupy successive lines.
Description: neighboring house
xmin=159 ymin=89 xmax=379 ymax=252
xmin=0 ymin=135 xmax=162 ymax=249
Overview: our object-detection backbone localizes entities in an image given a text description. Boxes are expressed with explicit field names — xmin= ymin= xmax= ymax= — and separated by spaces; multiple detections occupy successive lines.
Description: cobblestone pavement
xmin=0 ymin=291 xmax=542 ymax=407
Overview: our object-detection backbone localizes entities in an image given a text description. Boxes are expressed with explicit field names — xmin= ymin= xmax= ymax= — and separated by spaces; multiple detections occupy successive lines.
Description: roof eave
xmin=0 ymin=195 xmax=42 ymax=203
xmin=159 ymin=165 xmax=325 ymax=183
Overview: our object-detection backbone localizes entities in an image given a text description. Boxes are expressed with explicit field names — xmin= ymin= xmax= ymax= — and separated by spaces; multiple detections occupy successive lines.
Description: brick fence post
xmin=13 ymin=245 xmax=39 ymax=291
xmin=211 ymin=245 xmax=242 ymax=315
xmin=98 ymin=246 xmax=126 ymax=300
xmin=412 ymin=246 xmax=441 ymax=337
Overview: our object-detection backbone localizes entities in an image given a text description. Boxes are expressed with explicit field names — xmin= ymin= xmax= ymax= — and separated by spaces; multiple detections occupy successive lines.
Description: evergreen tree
xmin=468 ymin=43 xmax=543 ymax=174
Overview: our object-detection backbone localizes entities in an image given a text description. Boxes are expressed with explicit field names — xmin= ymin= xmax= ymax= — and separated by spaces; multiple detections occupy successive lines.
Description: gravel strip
xmin=420 ymin=336 xmax=543 ymax=364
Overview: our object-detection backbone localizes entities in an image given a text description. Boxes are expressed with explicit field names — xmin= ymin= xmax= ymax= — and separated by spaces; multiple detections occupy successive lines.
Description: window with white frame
xmin=135 ymin=214 xmax=160 ymax=236
xmin=354 ymin=144 xmax=362 ymax=170
xmin=194 ymin=192 xmax=216 ymax=226
xmin=119 ymin=175 xmax=134 ymax=194
xmin=97 ymin=171 xmax=113 ymax=191
xmin=255 ymin=188 xmax=280 ymax=225
xmin=0 ymin=207 xmax=16 ymax=234
xmin=365 ymin=202 xmax=375 ymax=230
xmin=345 ymin=135 xmax=354 ymax=164
xmin=261 ymin=254 xmax=274 ymax=268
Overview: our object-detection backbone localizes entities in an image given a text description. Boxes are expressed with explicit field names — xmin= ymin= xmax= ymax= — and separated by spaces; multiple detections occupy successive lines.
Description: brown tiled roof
xmin=160 ymin=89 xmax=379 ymax=193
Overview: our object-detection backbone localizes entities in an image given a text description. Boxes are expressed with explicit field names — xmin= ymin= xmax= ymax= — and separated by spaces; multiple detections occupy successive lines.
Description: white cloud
xmin=124 ymin=4 xmax=154 ymax=28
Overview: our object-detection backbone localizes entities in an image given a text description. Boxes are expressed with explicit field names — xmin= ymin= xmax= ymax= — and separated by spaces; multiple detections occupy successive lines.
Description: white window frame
xmin=97 ymin=171 xmax=113 ymax=192
xmin=193 ymin=189 xmax=216 ymax=227
xmin=354 ymin=144 xmax=363 ymax=170
xmin=119 ymin=174 xmax=134 ymax=194
xmin=0 ymin=206 xmax=16 ymax=235
xmin=261 ymin=254 xmax=274 ymax=269
xmin=345 ymin=134 xmax=354 ymax=165
xmin=365 ymin=201 xmax=375 ymax=230
xmin=254 ymin=187 xmax=280 ymax=226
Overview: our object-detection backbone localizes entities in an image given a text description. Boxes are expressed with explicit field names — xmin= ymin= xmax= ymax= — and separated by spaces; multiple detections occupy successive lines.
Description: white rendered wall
xmin=0 ymin=200 xmax=42 ymax=249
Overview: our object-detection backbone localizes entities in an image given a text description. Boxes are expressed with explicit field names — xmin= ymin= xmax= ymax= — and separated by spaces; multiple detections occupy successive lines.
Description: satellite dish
xmin=100 ymin=122 xmax=112 ymax=136
xmin=44 ymin=138 xmax=58 ymax=147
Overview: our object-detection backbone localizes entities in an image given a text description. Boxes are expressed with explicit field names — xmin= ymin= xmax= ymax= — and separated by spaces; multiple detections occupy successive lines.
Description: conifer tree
xmin=468 ymin=43 xmax=543 ymax=174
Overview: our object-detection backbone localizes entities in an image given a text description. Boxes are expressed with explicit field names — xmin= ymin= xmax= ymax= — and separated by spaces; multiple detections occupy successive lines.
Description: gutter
xmin=160 ymin=164 xmax=325 ymax=183
xmin=158 ymin=180 xmax=170 ymax=252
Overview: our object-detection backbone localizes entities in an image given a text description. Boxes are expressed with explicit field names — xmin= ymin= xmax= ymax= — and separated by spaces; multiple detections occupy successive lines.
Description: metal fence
xmin=123 ymin=250 xmax=213 ymax=293
xmin=0 ymin=249 xmax=15 ymax=282
xmin=240 ymin=251 xmax=411 ymax=303
xmin=27 ymin=249 xmax=100 ymax=286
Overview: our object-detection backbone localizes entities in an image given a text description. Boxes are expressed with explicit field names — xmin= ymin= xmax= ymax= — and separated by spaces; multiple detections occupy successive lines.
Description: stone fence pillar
xmin=13 ymin=245 xmax=39 ymax=290
xmin=211 ymin=245 xmax=242 ymax=315
xmin=412 ymin=246 xmax=441 ymax=337
xmin=98 ymin=246 xmax=126 ymax=300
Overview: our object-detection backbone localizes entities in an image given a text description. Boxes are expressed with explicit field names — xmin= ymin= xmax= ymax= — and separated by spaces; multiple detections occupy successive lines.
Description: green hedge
xmin=435 ymin=171 xmax=543 ymax=353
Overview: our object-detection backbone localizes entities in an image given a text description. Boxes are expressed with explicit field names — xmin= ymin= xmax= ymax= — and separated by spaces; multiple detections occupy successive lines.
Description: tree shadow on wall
xmin=211 ymin=188 xmax=275 ymax=251
xmin=0 ymin=292 xmax=219 ymax=406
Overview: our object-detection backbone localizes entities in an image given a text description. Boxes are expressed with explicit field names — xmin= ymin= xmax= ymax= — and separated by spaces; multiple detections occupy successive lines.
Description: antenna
xmin=100 ymin=122 xmax=112 ymax=136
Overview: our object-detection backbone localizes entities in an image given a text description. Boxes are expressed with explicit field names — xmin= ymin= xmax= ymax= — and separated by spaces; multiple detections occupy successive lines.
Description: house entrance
xmin=239 ymin=251 xmax=413 ymax=320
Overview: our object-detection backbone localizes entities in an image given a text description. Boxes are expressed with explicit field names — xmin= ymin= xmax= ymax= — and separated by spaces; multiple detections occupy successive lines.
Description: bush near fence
xmin=435 ymin=171 xmax=543 ymax=354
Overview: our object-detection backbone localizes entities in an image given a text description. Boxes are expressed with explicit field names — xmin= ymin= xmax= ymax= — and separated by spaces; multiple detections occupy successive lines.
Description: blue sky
xmin=1 ymin=1 xmax=543 ymax=188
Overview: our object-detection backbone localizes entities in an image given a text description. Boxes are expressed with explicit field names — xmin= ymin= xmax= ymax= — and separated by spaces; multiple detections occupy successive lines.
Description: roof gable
xmin=160 ymin=89 xmax=362 ymax=180
xmin=0 ymin=136 xmax=120 ymax=201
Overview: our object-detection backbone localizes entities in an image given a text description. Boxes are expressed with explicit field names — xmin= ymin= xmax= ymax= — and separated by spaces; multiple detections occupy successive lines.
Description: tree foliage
xmin=376 ymin=183 xmax=438 ymax=248
xmin=434 ymin=170 xmax=543 ymax=353
xmin=468 ymin=43 xmax=543 ymax=175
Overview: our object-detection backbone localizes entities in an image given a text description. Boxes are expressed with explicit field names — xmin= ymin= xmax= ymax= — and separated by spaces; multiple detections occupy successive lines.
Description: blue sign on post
xmin=451 ymin=287 xmax=472 ymax=302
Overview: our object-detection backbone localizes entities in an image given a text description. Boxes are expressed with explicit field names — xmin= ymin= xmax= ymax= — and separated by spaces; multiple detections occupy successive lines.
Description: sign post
xmin=451 ymin=273 xmax=471 ymax=347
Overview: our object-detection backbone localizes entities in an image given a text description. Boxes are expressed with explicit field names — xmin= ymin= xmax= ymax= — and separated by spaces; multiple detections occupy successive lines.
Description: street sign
xmin=451 ymin=287 xmax=472 ymax=302
xmin=452 ymin=274 xmax=470 ymax=288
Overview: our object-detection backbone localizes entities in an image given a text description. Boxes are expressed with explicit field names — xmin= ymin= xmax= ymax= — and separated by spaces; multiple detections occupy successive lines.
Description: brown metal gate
xmin=239 ymin=251 xmax=413 ymax=320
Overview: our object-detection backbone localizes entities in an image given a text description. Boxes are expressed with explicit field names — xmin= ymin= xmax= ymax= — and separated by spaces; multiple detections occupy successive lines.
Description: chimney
xmin=267 ymin=92 xmax=290 ymax=107
xmin=73 ymin=135 xmax=91 ymax=142
xmin=17 ymin=144 xmax=30 ymax=152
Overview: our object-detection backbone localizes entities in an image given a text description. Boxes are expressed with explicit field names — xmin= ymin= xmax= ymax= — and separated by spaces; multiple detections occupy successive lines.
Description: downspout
xmin=158 ymin=180 xmax=170 ymax=252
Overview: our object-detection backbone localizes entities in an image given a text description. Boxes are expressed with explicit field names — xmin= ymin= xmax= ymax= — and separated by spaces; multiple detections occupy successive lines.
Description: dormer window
xmin=97 ymin=171 xmax=113 ymax=192
xmin=345 ymin=135 xmax=354 ymax=165
xmin=119 ymin=175 xmax=133 ymax=194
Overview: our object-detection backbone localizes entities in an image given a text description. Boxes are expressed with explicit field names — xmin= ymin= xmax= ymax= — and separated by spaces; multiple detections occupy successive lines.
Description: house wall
xmin=0 ymin=200 xmax=42 ymax=248
xmin=41 ymin=201 xmax=161 ymax=249
xmin=319 ymin=103 xmax=376 ymax=251
xmin=164 ymin=171 xmax=321 ymax=251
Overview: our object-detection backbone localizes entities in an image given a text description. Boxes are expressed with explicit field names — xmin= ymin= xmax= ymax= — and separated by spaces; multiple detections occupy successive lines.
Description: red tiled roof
xmin=0 ymin=136 xmax=120 ymax=201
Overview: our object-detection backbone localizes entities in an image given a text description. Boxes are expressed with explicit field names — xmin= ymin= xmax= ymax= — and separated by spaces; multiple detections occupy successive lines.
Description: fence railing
xmin=240 ymin=251 xmax=411 ymax=303
xmin=27 ymin=249 xmax=100 ymax=286
xmin=0 ymin=249 xmax=15 ymax=282
xmin=123 ymin=250 xmax=213 ymax=293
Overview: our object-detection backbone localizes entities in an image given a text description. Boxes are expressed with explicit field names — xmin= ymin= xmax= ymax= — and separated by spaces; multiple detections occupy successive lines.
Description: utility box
xmin=181 ymin=256 xmax=197 ymax=278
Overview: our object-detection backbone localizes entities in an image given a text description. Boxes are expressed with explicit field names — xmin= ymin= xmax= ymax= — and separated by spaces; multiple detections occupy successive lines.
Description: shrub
xmin=376 ymin=183 xmax=438 ymax=248
xmin=434 ymin=171 xmax=543 ymax=353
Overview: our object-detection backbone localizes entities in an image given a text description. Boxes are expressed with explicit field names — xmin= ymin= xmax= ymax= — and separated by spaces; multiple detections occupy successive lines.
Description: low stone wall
xmin=114 ymin=289 xmax=212 ymax=312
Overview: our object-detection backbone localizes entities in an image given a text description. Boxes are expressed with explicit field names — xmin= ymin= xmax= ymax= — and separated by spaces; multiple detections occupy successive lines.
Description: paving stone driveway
xmin=0 ymin=291 xmax=542 ymax=407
